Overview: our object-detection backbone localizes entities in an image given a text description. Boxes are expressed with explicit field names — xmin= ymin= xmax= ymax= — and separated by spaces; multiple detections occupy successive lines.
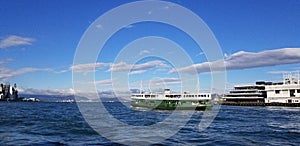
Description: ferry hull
xmin=131 ymin=101 xmax=212 ymax=111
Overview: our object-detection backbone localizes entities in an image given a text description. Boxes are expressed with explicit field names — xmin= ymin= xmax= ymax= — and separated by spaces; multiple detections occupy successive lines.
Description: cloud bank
xmin=71 ymin=62 xmax=108 ymax=73
xmin=18 ymin=88 xmax=75 ymax=96
xmin=109 ymin=60 xmax=168 ymax=73
xmin=71 ymin=60 xmax=168 ymax=75
xmin=0 ymin=60 xmax=52 ymax=81
xmin=93 ymin=79 xmax=113 ymax=86
xmin=170 ymin=48 xmax=300 ymax=74
xmin=0 ymin=35 xmax=35 ymax=48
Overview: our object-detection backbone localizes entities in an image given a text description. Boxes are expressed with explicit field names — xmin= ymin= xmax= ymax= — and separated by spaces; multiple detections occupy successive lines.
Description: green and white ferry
xmin=131 ymin=89 xmax=212 ymax=110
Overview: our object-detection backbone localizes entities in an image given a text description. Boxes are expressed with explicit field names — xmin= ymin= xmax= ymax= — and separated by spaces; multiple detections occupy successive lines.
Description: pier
xmin=221 ymin=101 xmax=300 ymax=107
xmin=222 ymin=72 xmax=300 ymax=107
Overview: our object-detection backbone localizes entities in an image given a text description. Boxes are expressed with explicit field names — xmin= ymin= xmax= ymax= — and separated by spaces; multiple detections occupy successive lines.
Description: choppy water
xmin=0 ymin=102 xmax=299 ymax=145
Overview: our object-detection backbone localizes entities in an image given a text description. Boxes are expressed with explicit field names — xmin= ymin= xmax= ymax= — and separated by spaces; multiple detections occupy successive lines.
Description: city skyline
xmin=1 ymin=0 xmax=300 ymax=96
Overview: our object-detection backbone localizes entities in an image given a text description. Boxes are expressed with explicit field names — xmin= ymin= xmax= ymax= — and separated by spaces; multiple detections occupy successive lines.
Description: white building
xmin=265 ymin=72 xmax=300 ymax=103
xmin=223 ymin=83 xmax=267 ymax=103
xmin=0 ymin=85 xmax=3 ymax=100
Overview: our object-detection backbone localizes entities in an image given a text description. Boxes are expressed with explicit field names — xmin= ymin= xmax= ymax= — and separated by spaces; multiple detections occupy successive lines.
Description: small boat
xmin=131 ymin=89 xmax=212 ymax=110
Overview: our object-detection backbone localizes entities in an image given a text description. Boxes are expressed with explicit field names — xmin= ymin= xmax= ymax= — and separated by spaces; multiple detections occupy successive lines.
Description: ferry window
xmin=207 ymin=95 xmax=210 ymax=97
xmin=191 ymin=95 xmax=194 ymax=97
xmin=204 ymin=95 xmax=206 ymax=97
xmin=275 ymin=90 xmax=280 ymax=94
xmin=297 ymin=89 xmax=300 ymax=93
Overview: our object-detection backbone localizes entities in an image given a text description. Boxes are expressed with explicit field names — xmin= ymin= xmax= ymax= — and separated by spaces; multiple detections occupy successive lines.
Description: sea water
xmin=0 ymin=102 xmax=299 ymax=145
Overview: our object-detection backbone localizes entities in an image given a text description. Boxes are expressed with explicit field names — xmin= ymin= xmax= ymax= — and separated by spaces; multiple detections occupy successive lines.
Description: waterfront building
xmin=0 ymin=84 xmax=3 ymax=100
xmin=223 ymin=72 xmax=300 ymax=104
xmin=222 ymin=82 xmax=267 ymax=103
xmin=265 ymin=72 xmax=300 ymax=103
xmin=0 ymin=82 xmax=19 ymax=101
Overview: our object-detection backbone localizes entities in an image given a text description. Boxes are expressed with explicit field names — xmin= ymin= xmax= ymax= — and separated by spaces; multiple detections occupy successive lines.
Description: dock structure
xmin=222 ymin=72 xmax=300 ymax=107
xmin=221 ymin=101 xmax=300 ymax=107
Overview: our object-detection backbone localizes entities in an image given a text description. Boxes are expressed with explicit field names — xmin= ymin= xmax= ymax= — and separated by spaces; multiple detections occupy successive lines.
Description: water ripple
xmin=0 ymin=102 xmax=299 ymax=145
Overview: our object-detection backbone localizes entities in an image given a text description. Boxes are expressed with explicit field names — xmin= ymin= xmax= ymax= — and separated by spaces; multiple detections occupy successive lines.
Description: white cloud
xmin=139 ymin=50 xmax=150 ymax=56
xmin=15 ymin=67 xmax=52 ymax=74
xmin=131 ymin=78 xmax=182 ymax=87
xmin=71 ymin=62 xmax=108 ymax=73
xmin=224 ymin=48 xmax=300 ymax=69
xmin=0 ymin=66 xmax=13 ymax=80
xmin=68 ymin=60 xmax=168 ymax=74
xmin=169 ymin=61 xmax=221 ymax=74
xmin=267 ymin=70 xmax=289 ymax=74
xmin=18 ymin=88 xmax=75 ymax=96
xmin=129 ymin=70 xmax=147 ymax=75
xmin=224 ymin=53 xmax=228 ymax=58
xmin=53 ymin=69 xmax=69 ymax=74
xmin=196 ymin=52 xmax=204 ymax=57
xmin=95 ymin=24 xmax=103 ymax=29
xmin=0 ymin=61 xmax=52 ymax=81
xmin=109 ymin=60 xmax=168 ymax=72
xmin=267 ymin=70 xmax=300 ymax=75
xmin=108 ymin=62 xmax=131 ymax=72
xmin=93 ymin=79 xmax=113 ymax=86
xmin=18 ymin=87 xmax=130 ymax=101
xmin=170 ymin=48 xmax=300 ymax=74
xmin=0 ymin=35 xmax=35 ymax=48
xmin=0 ymin=68 xmax=51 ymax=80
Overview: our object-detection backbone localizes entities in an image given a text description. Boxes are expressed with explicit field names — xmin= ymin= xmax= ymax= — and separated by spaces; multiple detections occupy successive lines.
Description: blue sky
xmin=0 ymin=0 xmax=300 ymax=95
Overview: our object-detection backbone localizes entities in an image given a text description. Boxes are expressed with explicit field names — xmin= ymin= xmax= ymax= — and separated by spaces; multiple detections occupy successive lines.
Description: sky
xmin=0 ymin=0 xmax=300 ymax=96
